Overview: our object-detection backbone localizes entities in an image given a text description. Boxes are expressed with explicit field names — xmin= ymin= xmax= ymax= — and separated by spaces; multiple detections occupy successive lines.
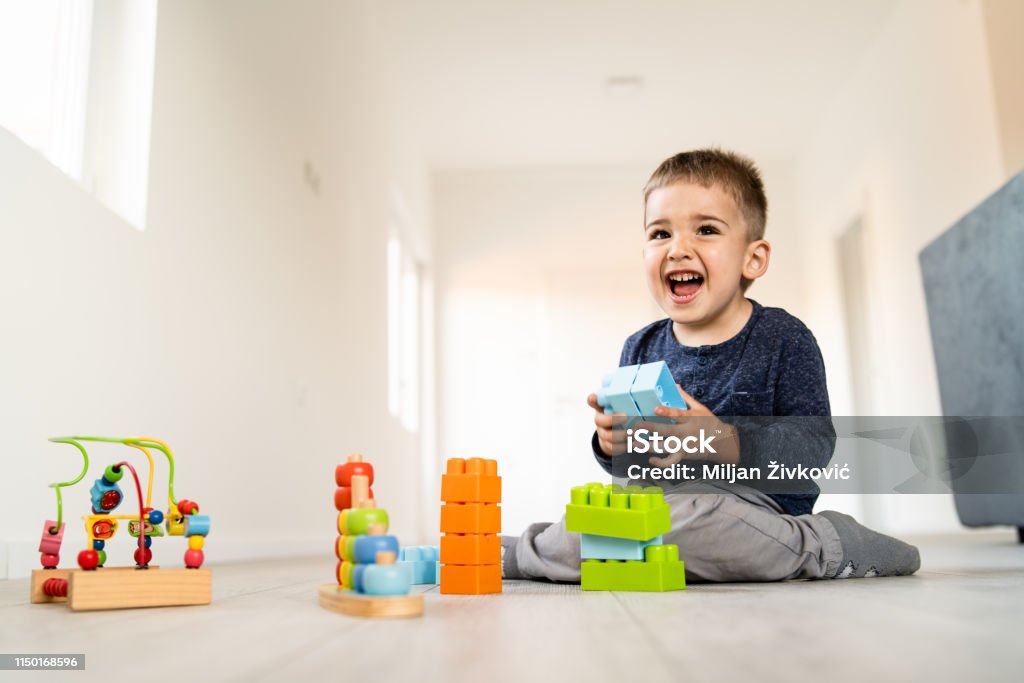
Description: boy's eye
xmin=697 ymin=225 xmax=719 ymax=235
xmin=648 ymin=229 xmax=670 ymax=240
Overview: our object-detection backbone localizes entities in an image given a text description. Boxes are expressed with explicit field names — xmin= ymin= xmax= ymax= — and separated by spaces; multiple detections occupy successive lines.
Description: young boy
xmin=501 ymin=149 xmax=920 ymax=582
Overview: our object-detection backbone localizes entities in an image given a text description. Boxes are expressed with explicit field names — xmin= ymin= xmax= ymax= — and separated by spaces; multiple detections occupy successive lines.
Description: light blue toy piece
xmin=362 ymin=563 xmax=411 ymax=596
xmin=631 ymin=361 xmax=688 ymax=419
xmin=353 ymin=534 xmax=400 ymax=564
xmin=89 ymin=477 xmax=123 ymax=514
xmin=596 ymin=365 xmax=642 ymax=427
xmin=397 ymin=545 xmax=440 ymax=584
xmin=352 ymin=563 xmax=368 ymax=592
xmin=183 ymin=514 xmax=211 ymax=537
xmin=580 ymin=533 xmax=664 ymax=561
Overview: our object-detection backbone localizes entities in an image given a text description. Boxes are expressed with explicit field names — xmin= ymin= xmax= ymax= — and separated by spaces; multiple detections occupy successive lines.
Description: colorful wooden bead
xmin=148 ymin=509 xmax=164 ymax=524
xmin=93 ymin=539 xmax=105 ymax=550
xmin=96 ymin=549 xmax=107 ymax=566
xmin=362 ymin=564 xmax=411 ymax=596
xmin=89 ymin=478 xmax=123 ymax=513
xmin=134 ymin=547 xmax=153 ymax=566
xmin=103 ymin=463 xmax=124 ymax=482
xmin=38 ymin=520 xmax=65 ymax=555
xmin=334 ymin=486 xmax=375 ymax=511
xmin=335 ymin=459 xmax=374 ymax=487
xmin=336 ymin=535 xmax=357 ymax=562
xmin=77 ymin=549 xmax=99 ymax=570
xmin=40 ymin=553 xmax=59 ymax=569
xmin=341 ymin=508 xmax=389 ymax=536
xmin=165 ymin=511 xmax=185 ymax=536
xmin=353 ymin=534 xmax=399 ymax=564
xmin=339 ymin=560 xmax=354 ymax=588
xmin=352 ymin=564 xmax=367 ymax=593
xmin=183 ymin=514 xmax=210 ymax=537
xmin=188 ymin=536 xmax=204 ymax=551
xmin=144 ymin=536 xmax=153 ymax=549
xmin=91 ymin=518 xmax=118 ymax=540
xmin=177 ymin=499 xmax=199 ymax=515
xmin=184 ymin=549 xmax=204 ymax=568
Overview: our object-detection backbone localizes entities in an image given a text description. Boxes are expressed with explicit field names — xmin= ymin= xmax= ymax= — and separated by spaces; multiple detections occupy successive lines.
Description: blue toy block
xmin=580 ymin=533 xmax=664 ymax=561
xmin=596 ymin=362 xmax=688 ymax=429
xmin=631 ymin=361 xmax=687 ymax=416
xmin=353 ymin=534 xmax=400 ymax=564
xmin=397 ymin=545 xmax=440 ymax=584
xmin=596 ymin=365 xmax=642 ymax=426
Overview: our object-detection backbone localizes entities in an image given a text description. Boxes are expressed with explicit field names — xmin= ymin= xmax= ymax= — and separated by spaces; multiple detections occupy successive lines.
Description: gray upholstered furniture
xmin=920 ymin=171 xmax=1024 ymax=541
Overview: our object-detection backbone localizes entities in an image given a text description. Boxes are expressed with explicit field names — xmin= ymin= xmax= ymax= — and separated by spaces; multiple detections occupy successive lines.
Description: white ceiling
xmin=367 ymin=0 xmax=899 ymax=168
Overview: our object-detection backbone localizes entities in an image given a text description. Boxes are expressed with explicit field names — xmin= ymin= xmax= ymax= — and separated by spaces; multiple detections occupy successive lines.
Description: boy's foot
xmin=500 ymin=534 xmax=525 ymax=579
xmin=820 ymin=511 xmax=921 ymax=578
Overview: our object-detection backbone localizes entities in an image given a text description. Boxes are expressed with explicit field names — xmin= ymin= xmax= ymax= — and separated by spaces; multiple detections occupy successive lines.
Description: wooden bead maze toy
xmin=31 ymin=436 xmax=212 ymax=611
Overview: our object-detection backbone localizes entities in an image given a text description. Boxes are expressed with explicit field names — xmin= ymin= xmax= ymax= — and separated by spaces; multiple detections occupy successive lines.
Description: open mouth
xmin=666 ymin=270 xmax=704 ymax=304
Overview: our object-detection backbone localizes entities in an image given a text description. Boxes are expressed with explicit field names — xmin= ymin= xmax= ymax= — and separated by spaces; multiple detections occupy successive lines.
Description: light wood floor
xmin=1 ymin=531 xmax=1021 ymax=682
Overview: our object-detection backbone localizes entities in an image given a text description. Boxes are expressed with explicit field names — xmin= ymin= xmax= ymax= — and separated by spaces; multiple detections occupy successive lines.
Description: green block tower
xmin=566 ymin=482 xmax=685 ymax=592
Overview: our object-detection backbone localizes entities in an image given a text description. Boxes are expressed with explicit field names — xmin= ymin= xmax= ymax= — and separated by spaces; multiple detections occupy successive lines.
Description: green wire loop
xmin=46 ymin=437 xmax=91 ymax=529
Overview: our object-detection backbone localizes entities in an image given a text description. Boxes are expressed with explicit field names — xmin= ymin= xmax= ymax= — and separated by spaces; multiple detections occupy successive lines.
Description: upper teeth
xmin=669 ymin=273 xmax=701 ymax=282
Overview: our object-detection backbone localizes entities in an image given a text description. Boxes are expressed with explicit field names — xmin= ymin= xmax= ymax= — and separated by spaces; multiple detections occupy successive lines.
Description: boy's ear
xmin=743 ymin=239 xmax=771 ymax=281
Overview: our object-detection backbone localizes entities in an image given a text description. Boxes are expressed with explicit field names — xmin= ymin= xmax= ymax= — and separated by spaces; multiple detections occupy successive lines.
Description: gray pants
xmin=506 ymin=482 xmax=845 ymax=582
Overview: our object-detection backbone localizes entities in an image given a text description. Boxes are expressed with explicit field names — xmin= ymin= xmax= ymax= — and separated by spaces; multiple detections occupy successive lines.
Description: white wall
xmin=793 ymin=0 xmax=1006 ymax=532
xmin=0 ymin=0 xmax=430 ymax=579
xmin=433 ymin=161 xmax=803 ymax=533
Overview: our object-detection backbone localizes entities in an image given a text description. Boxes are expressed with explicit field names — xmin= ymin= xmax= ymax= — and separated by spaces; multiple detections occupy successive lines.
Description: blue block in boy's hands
xmin=630 ymin=361 xmax=688 ymax=419
xmin=596 ymin=361 xmax=687 ymax=429
xmin=596 ymin=365 xmax=643 ymax=427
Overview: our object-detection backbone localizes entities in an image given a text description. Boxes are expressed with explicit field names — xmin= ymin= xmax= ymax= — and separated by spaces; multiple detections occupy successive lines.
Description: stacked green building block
xmin=567 ymin=483 xmax=685 ymax=592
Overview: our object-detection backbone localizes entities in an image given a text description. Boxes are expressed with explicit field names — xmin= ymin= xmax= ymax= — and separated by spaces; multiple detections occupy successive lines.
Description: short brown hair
xmin=643 ymin=148 xmax=767 ymax=241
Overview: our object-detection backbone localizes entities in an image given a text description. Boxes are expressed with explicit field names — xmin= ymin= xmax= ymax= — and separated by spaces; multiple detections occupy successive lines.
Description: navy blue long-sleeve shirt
xmin=592 ymin=299 xmax=835 ymax=516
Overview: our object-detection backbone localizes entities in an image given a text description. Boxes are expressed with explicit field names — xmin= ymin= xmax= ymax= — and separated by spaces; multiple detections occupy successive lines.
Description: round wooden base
xmin=318 ymin=584 xmax=424 ymax=618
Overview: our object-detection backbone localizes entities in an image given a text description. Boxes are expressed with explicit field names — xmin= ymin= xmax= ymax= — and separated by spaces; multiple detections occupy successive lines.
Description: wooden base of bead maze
xmin=318 ymin=584 xmax=423 ymax=618
xmin=31 ymin=567 xmax=211 ymax=611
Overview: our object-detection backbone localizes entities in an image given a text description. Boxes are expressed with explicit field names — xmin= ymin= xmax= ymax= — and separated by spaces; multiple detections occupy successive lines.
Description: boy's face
xmin=643 ymin=181 xmax=768 ymax=333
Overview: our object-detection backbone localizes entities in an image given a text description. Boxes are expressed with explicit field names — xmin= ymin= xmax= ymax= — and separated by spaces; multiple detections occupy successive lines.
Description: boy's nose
xmin=667 ymin=236 xmax=695 ymax=260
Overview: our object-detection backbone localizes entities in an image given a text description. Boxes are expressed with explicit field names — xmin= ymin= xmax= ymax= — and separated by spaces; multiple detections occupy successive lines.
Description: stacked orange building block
xmin=439 ymin=458 xmax=501 ymax=594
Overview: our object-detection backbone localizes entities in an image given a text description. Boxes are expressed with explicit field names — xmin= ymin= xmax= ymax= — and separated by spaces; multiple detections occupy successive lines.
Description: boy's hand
xmin=642 ymin=386 xmax=740 ymax=467
xmin=587 ymin=393 xmax=629 ymax=457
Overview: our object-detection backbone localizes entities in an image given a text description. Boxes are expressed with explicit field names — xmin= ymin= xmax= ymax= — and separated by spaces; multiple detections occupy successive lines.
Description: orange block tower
xmin=439 ymin=458 xmax=501 ymax=594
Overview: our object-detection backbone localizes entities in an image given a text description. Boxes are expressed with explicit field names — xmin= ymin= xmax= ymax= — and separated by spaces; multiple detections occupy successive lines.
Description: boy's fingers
xmin=586 ymin=393 xmax=604 ymax=413
xmin=599 ymin=426 xmax=627 ymax=444
xmin=677 ymin=386 xmax=710 ymax=413
xmin=636 ymin=418 xmax=685 ymax=432
xmin=595 ymin=411 xmax=627 ymax=429
xmin=599 ymin=434 xmax=627 ymax=457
